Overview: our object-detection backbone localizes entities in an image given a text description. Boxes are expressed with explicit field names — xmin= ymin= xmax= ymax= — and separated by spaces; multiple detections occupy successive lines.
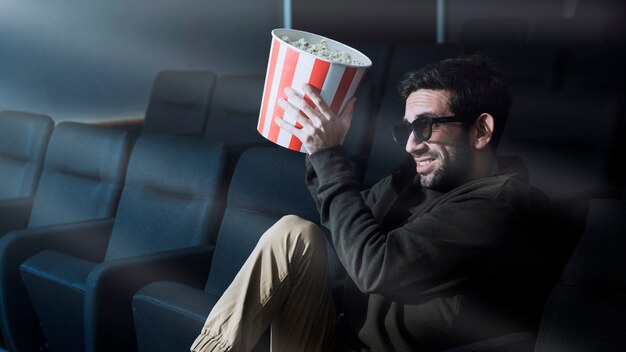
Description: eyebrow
xmin=403 ymin=112 xmax=438 ymax=123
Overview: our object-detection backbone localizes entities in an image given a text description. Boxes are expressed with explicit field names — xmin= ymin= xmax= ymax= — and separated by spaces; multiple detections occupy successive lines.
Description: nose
xmin=405 ymin=133 xmax=427 ymax=154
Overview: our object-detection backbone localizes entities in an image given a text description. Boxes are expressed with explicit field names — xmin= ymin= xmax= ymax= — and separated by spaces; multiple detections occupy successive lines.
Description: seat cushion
xmin=20 ymin=249 xmax=96 ymax=352
xmin=536 ymin=283 xmax=626 ymax=352
xmin=133 ymin=281 xmax=218 ymax=352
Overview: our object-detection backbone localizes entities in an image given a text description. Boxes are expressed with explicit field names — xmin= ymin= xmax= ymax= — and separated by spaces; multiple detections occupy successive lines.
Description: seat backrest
xmin=343 ymin=80 xmax=375 ymax=158
xmin=343 ymin=41 xmax=392 ymax=98
xmin=0 ymin=111 xmax=53 ymax=199
xmin=204 ymin=74 xmax=374 ymax=160
xmin=560 ymin=45 xmax=626 ymax=92
xmin=461 ymin=18 xmax=529 ymax=45
xmin=535 ymin=199 xmax=626 ymax=351
xmin=384 ymin=43 xmax=466 ymax=94
xmin=527 ymin=18 xmax=606 ymax=46
xmin=104 ymin=135 xmax=228 ymax=261
xmin=27 ymin=122 xmax=131 ymax=228
xmin=362 ymin=93 xmax=409 ymax=188
xmin=143 ymin=71 xmax=217 ymax=137
xmin=204 ymin=75 xmax=270 ymax=153
xmin=465 ymin=45 xmax=559 ymax=91
xmin=204 ymin=146 xmax=331 ymax=296
xmin=499 ymin=89 xmax=621 ymax=201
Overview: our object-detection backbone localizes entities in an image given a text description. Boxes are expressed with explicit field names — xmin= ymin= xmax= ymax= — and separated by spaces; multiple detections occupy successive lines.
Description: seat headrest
xmin=43 ymin=122 xmax=131 ymax=183
xmin=0 ymin=111 xmax=53 ymax=162
xmin=143 ymin=71 xmax=217 ymax=137
xmin=205 ymin=75 xmax=267 ymax=148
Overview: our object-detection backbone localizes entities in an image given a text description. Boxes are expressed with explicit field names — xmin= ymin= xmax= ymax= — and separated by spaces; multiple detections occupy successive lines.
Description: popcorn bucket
xmin=257 ymin=28 xmax=372 ymax=153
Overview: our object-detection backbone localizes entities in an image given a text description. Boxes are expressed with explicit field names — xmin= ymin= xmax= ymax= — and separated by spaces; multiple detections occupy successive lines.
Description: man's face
xmin=404 ymin=89 xmax=473 ymax=191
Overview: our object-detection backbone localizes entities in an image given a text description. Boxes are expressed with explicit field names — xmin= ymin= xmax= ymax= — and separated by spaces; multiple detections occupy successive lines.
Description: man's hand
xmin=275 ymin=84 xmax=357 ymax=155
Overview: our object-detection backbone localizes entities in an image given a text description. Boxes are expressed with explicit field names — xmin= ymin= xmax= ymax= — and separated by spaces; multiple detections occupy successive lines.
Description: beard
xmin=418 ymin=137 xmax=473 ymax=192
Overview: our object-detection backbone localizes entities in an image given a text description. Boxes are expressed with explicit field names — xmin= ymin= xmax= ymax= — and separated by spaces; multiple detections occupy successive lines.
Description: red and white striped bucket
xmin=257 ymin=29 xmax=372 ymax=153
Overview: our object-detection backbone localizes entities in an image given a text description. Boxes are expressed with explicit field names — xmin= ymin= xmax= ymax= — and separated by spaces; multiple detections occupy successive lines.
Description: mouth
xmin=415 ymin=157 xmax=436 ymax=173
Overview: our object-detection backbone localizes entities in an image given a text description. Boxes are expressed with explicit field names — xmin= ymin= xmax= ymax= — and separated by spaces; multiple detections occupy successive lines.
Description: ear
xmin=471 ymin=113 xmax=495 ymax=150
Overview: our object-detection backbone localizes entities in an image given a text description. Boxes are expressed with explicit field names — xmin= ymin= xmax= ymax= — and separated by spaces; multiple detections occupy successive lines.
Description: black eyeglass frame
xmin=392 ymin=115 xmax=474 ymax=145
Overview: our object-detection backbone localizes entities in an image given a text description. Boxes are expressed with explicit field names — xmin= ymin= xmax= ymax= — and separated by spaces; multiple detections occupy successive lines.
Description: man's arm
xmin=309 ymin=147 xmax=520 ymax=298
xmin=282 ymin=83 xmax=520 ymax=299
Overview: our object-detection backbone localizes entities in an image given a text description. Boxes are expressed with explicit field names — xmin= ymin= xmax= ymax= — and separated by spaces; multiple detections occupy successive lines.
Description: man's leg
xmin=191 ymin=215 xmax=336 ymax=352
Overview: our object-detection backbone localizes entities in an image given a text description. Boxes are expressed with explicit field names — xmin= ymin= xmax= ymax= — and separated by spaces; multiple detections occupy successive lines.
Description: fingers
xmin=283 ymin=88 xmax=320 ymax=120
xmin=284 ymin=85 xmax=333 ymax=120
xmin=301 ymin=84 xmax=333 ymax=117
xmin=277 ymin=98 xmax=321 ymax=128
xmin=274 ymin=116 xmax=309 ymax=143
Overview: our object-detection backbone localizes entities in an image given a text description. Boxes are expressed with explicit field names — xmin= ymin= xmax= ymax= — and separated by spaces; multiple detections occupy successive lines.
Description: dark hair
xmin=397 ymin=54 xmax=512 ymax=151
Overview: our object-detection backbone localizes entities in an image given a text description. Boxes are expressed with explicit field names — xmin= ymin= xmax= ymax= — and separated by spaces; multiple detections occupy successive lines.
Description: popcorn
xmin=281 ymin=36 xmax=363 ymax=65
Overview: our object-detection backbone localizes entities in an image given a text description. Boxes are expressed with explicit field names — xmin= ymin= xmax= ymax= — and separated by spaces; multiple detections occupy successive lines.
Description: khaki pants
xmin=191 ymin=215 xmax=337 ymax=352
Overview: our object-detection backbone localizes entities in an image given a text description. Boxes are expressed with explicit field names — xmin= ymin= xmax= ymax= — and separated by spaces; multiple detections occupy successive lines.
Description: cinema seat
xmin=535 ymin=196 xmax=626 ymax=351
xmin=362 ymin=92 xmax=409 ymax=188
xmin=499 ymin=89 xmax=622 ymax=203
xmin=0 ymin=111 xmax=53 ymax=235
xmin=142 ymin=71 xmax=218 ymax=137
xmin=18 ymin=135 xmax=228 ymax=352
xmin=0 ymin=122 xmax=131 ymax=352
xmin=384 ymin=43 xmax=465 ymax=94
xmin=204 ymin=75 xmax=270 ymax=156
xmin=461 ymin=18 xmax=529 ymax=45
xmin=343 ymin=80 xmax=375 ymax=158
xmin=527 ymin=18 xmax=606 ymax=46
xmin=132 ymin=146 xmax=342 ymax=352
xmin=559 ymin=45 xmax=626 ymax=92
xmin=465 ymin=45 xmax=559 ymax=92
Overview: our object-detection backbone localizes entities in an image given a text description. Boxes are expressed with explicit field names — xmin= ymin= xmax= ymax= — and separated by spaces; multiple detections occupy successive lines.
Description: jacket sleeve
xmin=306 ymin=146 xmax=387 ymax=212
xmin=306 ymin=146 xmax=520 ymax=298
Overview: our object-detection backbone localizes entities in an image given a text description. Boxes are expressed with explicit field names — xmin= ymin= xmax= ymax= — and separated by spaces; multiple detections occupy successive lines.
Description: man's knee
xmin=262 ymin=215 xmax=325 ymax=251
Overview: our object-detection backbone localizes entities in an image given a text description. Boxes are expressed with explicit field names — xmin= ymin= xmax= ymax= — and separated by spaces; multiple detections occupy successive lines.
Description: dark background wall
xmin=0 ymin=0 xmax=281 ymax=123
xmin=1 ymin=0 xmax=623 ymax=123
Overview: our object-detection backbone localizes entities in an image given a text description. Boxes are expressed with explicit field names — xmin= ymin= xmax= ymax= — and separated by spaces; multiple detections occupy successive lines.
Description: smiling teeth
xmin=419 ymin=161 xmax=429 ymax=166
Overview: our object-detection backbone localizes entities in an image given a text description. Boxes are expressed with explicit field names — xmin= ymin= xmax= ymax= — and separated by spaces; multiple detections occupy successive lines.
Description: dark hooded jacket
xmin=306 ymin=146 xmax=548 ymax=351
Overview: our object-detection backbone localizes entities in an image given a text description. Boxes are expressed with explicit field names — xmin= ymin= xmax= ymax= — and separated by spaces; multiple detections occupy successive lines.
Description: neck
xmin=471 ymin=150 xmax=499 ymax=181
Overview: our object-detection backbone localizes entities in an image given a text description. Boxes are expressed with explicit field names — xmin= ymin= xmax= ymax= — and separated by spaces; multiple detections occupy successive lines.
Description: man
xmin=192 ymin=54 xmax=547 ymax=351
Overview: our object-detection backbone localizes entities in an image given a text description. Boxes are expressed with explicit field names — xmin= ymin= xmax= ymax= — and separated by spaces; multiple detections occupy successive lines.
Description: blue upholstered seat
xmin=0 ymin=122 xmax=131 ymax=352
xmin=362 ymin=92 xmax=408 ymax=188
xmin=132 ymin=146 xmax=342 ymax=352
xmin=204 ymin=74 xmax=269 ymax=153
xmin=535 ymin=198 xmax=626 ymax=351
xmin=499 ymin=89 xmax=622 ymax=202
xmin=143 ymin=71 xmax=218 ymax=137
xmin=0 ymin=111 xmax=53 ymax=235
xmin=18 ymin=134 xmax=228 ymax=352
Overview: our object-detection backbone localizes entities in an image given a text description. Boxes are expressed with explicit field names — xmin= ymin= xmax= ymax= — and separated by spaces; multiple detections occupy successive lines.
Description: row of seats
xmin=0 ymin=114 xmax=345 ymax=351
xmin=136 ymin=60 xmax=624 ymax=204
xmin=376 ymin=43 xmax=626 ymax=94
xmin=2 ymin=45 xmax=624 ymax=352
xmin=456 ymin=17 xmax=625 ymax=46
xmin=2 ymin=113 xmax=626 ymax=352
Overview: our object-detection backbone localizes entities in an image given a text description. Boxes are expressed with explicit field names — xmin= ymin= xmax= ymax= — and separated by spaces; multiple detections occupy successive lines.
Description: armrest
xmin=88 ymin=244 xmax=215 ymax=294
xmin=0 ymin=197 xmax=34 ymax=235
xmin=441 ymin=332 xmax=537 ymax=352
xmin=0 ymin=218 xmax=114 ymax=352
xmin=84 ymin=244 xmax=215 ymax=352
xmin=0 ymin=218 xmax=114 ymax=266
